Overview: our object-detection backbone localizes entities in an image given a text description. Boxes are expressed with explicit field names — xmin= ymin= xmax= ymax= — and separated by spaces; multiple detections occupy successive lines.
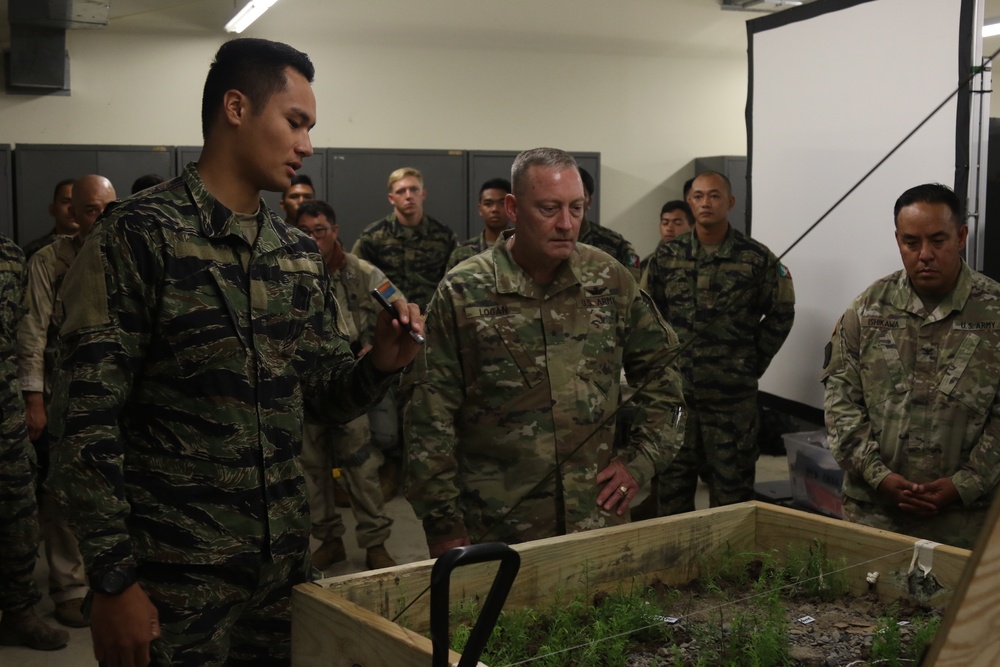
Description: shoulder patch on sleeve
xmin=59 ymin=239 xmax=111 ymax=337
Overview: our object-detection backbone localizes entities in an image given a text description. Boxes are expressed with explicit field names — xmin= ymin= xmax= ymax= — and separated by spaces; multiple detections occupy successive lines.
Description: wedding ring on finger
xmin=618 ymin=484 xmax=629 ymax=496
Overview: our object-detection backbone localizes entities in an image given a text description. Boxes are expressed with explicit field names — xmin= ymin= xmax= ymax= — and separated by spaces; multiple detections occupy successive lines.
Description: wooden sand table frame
xmin=292 ymin=501 xmax=995 ymax=666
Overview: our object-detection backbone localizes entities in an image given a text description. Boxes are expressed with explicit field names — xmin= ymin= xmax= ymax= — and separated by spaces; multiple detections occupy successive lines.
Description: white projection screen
xmin=747 ymin=0 xmax=975 ymax=412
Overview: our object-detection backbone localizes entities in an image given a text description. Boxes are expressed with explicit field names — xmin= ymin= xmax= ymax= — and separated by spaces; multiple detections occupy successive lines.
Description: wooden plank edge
xmin=293 ymin=581 xmax=462 ymax=667
xmin=924 ymin=487 xmax=1000 ymax=667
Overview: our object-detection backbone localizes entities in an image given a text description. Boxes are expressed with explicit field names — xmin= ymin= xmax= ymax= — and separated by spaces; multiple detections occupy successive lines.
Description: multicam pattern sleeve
xmin=578 ymin=219 xmax=642 ymax=282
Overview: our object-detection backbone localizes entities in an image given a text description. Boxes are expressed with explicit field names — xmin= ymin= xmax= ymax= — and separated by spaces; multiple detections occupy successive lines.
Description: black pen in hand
xmin=371 ymin=285 xmax=425 ymax=345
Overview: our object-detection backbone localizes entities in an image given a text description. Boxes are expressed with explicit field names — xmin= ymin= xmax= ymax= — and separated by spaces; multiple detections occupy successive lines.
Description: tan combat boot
xmin=311 ymin=538 xmax=347 ymax=570
xmin=0 ymin=607 xmax=70 ymax=650
xmin=365 ymin=544 xmax=397 ymax=570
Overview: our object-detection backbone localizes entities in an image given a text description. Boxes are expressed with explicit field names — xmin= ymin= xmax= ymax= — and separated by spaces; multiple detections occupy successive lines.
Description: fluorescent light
xmin=985 ymin=19 xmax=1000 ymax=38
xmin=225 ymin=0 xmax=280 ymax=33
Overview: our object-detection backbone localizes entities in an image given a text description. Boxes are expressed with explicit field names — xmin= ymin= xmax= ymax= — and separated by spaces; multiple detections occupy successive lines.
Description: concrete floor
xmin=0 ymin=454 xmax=794 ymax=665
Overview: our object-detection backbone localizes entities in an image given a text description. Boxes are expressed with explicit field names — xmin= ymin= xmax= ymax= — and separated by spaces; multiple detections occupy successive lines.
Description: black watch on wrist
xmin=89 ymin=565 xmax=138 ymax=595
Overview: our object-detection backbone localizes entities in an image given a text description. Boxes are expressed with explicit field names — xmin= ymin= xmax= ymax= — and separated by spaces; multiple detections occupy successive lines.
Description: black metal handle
xmin=430 ymin=542 xmax=521 ymax=667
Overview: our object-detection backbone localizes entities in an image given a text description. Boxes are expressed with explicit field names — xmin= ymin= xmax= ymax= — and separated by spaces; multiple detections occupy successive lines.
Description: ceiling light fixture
xmin=225 ymin=0 xmax=280 ymax=33
xmin=985 ymin=19 xmax=1000 ymax=38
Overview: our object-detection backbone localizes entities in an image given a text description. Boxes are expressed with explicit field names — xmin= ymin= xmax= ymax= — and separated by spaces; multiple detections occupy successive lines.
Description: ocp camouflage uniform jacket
xmin=46 ymin=164 xmax=397 ymax=573
xmin=17 ymin=234 xmax=80 ymax=395
xmin=352 ymin=212 xmax=457 ymax=310
xmin=578 ymin=218 xmax=641 ymax=282
xmin=329 ymin=249 xmax=402 ymax=349
xmin=642 ymin=227 xmax=795 ymax=404
xmin=823 ymin=262 xmax=1000 ymax=509
xmin=403 ymin=232 xmax=686 ymax=547
xmin=446 ymin=231 xmax=492 ymax=271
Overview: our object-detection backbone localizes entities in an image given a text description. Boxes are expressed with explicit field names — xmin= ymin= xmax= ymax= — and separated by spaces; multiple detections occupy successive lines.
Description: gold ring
xmin=618 ymin=485 xmax=629 ymax=495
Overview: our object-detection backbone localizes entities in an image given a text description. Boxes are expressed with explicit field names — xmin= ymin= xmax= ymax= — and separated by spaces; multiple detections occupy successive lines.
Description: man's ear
xmin=504 ymin=193 xmax=518 ymax=225
xmin=222 ymin=89 xmax=248 ymax=128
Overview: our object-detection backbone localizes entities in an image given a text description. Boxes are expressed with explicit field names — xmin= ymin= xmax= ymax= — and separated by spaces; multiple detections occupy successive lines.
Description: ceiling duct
xmin=4 ymin=0 xmax=109 ymax=94
xmin=8 ymin=0 xmax=110 ymax=29
xmin=721 ymin=0 xmax=806 ymax=12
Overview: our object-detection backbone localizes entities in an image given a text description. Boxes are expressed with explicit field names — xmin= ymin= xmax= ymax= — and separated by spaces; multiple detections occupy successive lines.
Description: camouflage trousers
xmin=34 ymin=428 xmax=88 ymax=603
xmin=368 ymin=388 xmax=399 ymax=451
xmin=842 ymin=496 xmax=988 ymax=551
xmin=145 ymin=553 xmax=310 ymax=666
xmin=0 ymin=435 xmax=42 ymax=612
xmin=657 ymin=394 xmax=759 ymax=516
xmin=301 ymin=417 xmax=392 ymax=550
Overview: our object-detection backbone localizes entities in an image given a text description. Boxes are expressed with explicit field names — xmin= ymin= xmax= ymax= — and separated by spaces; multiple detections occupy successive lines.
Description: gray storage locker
xmin=14 ymin=145 xmax=174 ymax=245
xmin=326 ymin=148 xmax=468 ymax=250
xmin=0 ymin=146 xmax=12 ymax=239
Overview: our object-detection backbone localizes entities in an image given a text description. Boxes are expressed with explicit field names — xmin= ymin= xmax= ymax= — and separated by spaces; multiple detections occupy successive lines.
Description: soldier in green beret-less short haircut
xmin=642 ymin=170 xmax=795 ymax=516
xmin=404 ymin=147 xmax=687 ymax=558
xmin=353 ymin=167 xmax=457 ymax=311
xmin=45 ymin=38 xmax=422 ymax=667
xmin=824 ymin=183 xmax=1000 ymax=550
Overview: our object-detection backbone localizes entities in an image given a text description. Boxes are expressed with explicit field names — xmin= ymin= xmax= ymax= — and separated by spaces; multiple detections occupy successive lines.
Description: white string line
xmin=490 ymin=545 xmax=919 ymax=667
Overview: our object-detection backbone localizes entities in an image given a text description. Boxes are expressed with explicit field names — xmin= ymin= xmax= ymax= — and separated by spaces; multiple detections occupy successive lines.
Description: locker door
xmin=0 ymin=146 xmax=12 ymax=239
xmin=14 ymin=145 xmax=98 ymax=246
xmin=96 ymin=147 xmax=174 ymax=197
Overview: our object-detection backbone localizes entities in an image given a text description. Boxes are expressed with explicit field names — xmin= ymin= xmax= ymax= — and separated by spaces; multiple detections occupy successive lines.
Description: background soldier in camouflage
xmin=279 ymin=173 xmax=315 ymax=225
xmin=17 ymin=174 xmax=116 ymax=629
xmin=446 ymin=178 xmax=511 ymax=270
xmin=293 ymin=199 xmax=398 ymax=571
xmin=404 ymin=148 xmax=686 ymax=557
xmin=21 ymin=179 xmax=77 ymax=262
xmin=46 ymin=38 xmax=422 ymax=667
xmin=640 ymin=200 xmax=695 ymax=274
xmin=643 ymin=170 xmax=795 ymax=515
xmin=577 ymin=167 xmax=642 ymax=281
xmin=0 ymin=233 xmax=69 ymax=650
xmin=352 ymin=167 xmax=457 ymax=310
xmin=824 ymin=183 xmax=1000 ymax=550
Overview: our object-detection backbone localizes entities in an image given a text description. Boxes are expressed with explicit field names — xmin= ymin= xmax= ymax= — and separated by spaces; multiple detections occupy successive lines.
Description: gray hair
xmin=510 ymin=148 xmax=579 ymax=196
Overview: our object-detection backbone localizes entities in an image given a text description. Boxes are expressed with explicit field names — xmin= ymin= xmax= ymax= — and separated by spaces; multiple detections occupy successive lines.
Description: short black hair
xmin=52 ymin=178 xmax=74 ymax=201
xmin=893 ymin=183 xmax=964 ymax=227
xmin=289 ymin=173 xmax=314 ymax=190
xmin=201 ymin=38 xmax=315 ymax=141
xmin=682 ymin=177 xmax=695 ymax=199
xmin=131 ymin=174 xmax=166 ymax=195
xmin=578 ymin=167 xmax=595 ymax=197
xmin=295 ymin=199 xmax=336 ymax=225
xmin=479 ymin=178 xmax=511 ymax=198
xmin=661 ymin=200 xmax=694 ymax=225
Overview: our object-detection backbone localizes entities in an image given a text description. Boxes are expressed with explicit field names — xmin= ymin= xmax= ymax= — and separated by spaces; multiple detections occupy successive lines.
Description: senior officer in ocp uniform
xmin=824 ymin=183 xmax=1000 ymax=550
xmin=403 ymin=147 xmax=686 ymax=557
